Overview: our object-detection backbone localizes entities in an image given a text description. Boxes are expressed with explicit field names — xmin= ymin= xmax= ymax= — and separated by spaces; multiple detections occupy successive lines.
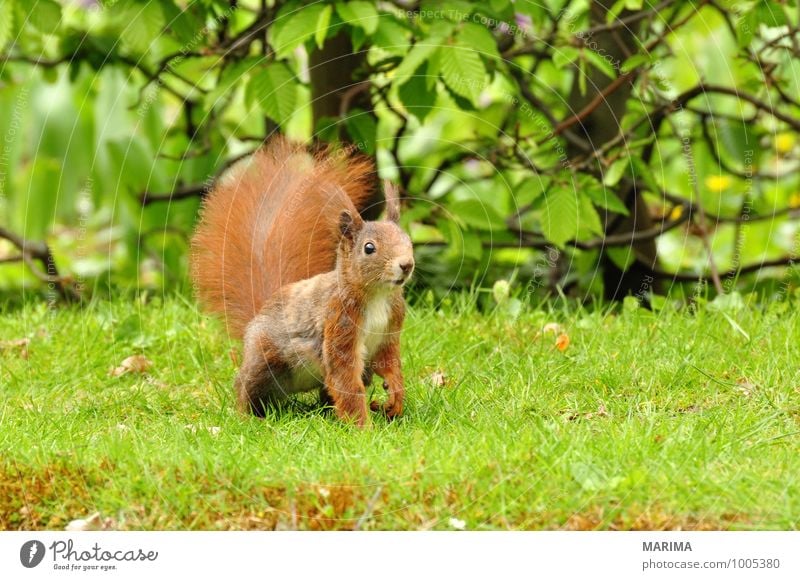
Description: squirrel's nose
xmin=399 ymin=260 xmax=413 ymax=275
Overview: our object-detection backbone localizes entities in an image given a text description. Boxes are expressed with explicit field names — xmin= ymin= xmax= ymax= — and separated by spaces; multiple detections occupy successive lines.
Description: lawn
xmin=1 ymin=295 xmax=798 ymax=530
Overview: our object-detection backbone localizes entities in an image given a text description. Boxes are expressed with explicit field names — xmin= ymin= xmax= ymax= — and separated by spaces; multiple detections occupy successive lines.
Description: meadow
xmin=1 ymin=296 xmax=798 ymax=530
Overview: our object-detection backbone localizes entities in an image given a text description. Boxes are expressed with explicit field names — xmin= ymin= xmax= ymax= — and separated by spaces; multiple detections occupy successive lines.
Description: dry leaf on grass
xmin=0 ymin=338 xmax=30 ymax=359
xmin=185 ymin=424 xmax=222 ymax=436
xmin=584 ymin=404 xmax=608 ymax=420
xmin=65 ymin=512 xmax=116 ymax=531
xmin=555 ymin=333 xmax=570 ymax=352
xmin=543 ymin=322 xmax=562 ymax=334
xmin=736 ymin=378 xmax=756 ymax=397
xmin=430 ymin=370 xmax=448 ymax=388
xmin=564 ymin=404 xmax=609 ymax=422
xmin=448 ymin=517 xmax=466 ymax=530
xmin=110 ymin=355 xmax=152 ymax=377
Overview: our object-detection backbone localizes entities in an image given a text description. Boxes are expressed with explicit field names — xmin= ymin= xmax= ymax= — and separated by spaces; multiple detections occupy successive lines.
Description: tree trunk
xmin=565 ymin=0 xmax=661 ymax=301
xmin=308 ymin=32 xmax=381 ymax=218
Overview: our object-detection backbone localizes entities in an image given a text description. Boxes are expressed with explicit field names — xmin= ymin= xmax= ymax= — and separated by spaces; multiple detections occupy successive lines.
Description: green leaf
xmin=513 ymin=176 xmax=549 ymax=206
xmin=717 ymin=119 xmax=760 ymax=167
xmin=27 ymin=0 xmax=61 ymax=34
xmin=344 ymin=108 xmax=377 ymax=154
xmin=246 ymin=63 xmax=298 ymax=124
xmin=620 ymin=53 xmax=650 ymax=74
xmin=438 ymin=42 xmax=487 ymax=107
xmin=205 ymin=57 xmax=257 ymax=110
xmin=602 ymin=159 xmax=628 ymax=187
xmin=458 ymin=22 xmax=500 ymax=60
xmin=578 ymin=57 xmax=587 ymax=96
xmin=118 ymin=1 xmax=165 ymax=55
xmin=159 ymin=1 xmax=202 ymax=45
xmin=582 ymin=179 xmax=629 ymax=216
xmin=398 ymin=65 xmax=437 ymax=121
xmin=373 ymin=17 xmax=408 ymax=53
xmin=439 ymin=216 xmax=482 ymax=260
xmin=336 ymin=1 xmax=379 ymax=35
xmin=0 ymin=0 xmax=14 ymax=50
xmin=578 ymin=195 xmax=603 ymax=237
xmin=462 ymin=228 xmax=483 ymax=260
xmin=606 ymin=0 xmax=627 ymax=24
xmin=606 ymin=246 xmax=635 ymax=271
xmin=541 ymin=187 xmax=578 ymax=247
xmin=630 ymin=157 xmax=660 ymax=194
xmin=755 ymin=0 xmax=788 ymax=28
xmin=270 ymin=4 xmax=328 ymax=59
xmin=108 ymin=136 xmax=154 ymax=191
xmin=394 ymin=41 xmax=440 ymax=85
xmin=736 ymin=10 xmax=756 ymax=47
xmin=451 ymin=199 xmax=505 ymax=231
xmin=582 ymin=49 xmax=617 ymax=80
xmin=553 ymin=46 xmax=580 ymax=69
xmin=315 ymin=4 xmax=333 ymax=48
xmin=314 ymin=115 xmax=340 ymax=142
xmin=16 ymin=157 xmax=61 ymax=238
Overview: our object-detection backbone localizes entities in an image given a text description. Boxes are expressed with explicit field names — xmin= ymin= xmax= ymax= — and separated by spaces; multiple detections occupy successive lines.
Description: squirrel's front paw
xmin=370 ymin=398 xmax=403 ymax=420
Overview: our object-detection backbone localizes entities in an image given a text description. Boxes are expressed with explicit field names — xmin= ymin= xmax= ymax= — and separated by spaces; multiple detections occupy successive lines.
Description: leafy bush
xmin=0 ymin=0 xmax=799 ymax=303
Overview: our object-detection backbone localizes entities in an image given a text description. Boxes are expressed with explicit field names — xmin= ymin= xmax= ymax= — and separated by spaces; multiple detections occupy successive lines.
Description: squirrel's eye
xmin=364 ymin=242 xmax=376 ymax=255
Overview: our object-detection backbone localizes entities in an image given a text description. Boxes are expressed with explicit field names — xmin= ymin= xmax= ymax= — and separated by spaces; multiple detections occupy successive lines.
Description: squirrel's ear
xmin=383 ymin=180 xmax=400 ymax=223
xmin=339 ymin=210 xmax=363 ymax=242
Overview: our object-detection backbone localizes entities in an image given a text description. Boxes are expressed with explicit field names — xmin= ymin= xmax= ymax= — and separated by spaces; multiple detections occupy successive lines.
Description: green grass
xmin=1 ymin=295 xmax=799 ymax=530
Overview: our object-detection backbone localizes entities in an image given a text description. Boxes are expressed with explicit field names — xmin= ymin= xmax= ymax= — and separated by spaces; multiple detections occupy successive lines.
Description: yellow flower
xmin=789 ymin=193 xmax=800 ymax=209
xmin=704 ymin=174 xmax=733 ymax=193
xmin=669 ymin=205 xmax=683 ymax=221
xmin=775 ymin=132 xmax=795 ymax=155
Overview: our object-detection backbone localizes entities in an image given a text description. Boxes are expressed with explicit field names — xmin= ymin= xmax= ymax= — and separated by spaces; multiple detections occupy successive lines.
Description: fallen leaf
xmin=543 ymin=322 xmax=562 ymax=334
xmin=0 ymin=338 xmax=30 ymax=359
xmin=563 ymin=404 xmax=609 ymax=422
xmin=65 ymin=512 xmax=117 ymax=532
xmin=584 ymin=404 xmax=608 ymax=420
xmin=185 ymin=424 xmax=222 ymax=436
xmin=448 ymin=517 xmax=466 ymax=530
xmin=736 ymin=378 xmax=756 ymax=398
xmin=430 ymin=370 xmax=448 ymax=388
xmin=110 ymin=355 xmax=152 ymax=377
xmin=492 ymin=280 xmax=511 ymax=304
xmin=555 ymin=333 xmax=570 ymax=352
xmin=145 ymin=376 xmax=170 ymax=389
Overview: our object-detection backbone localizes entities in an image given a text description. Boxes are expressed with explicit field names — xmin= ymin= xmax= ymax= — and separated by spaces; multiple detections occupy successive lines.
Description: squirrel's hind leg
xmin=319 ymin=369 xmax=372 ymax=410
xmin=236 ymin=323 xmax=291 ymax=417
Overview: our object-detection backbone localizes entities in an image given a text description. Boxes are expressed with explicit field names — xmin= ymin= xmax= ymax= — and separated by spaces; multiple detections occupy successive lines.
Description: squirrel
xmin=190 ymin=137 xmax=414 ymax=427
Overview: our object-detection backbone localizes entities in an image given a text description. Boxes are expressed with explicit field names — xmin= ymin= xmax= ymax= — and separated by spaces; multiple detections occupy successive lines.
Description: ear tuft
xmin=384 ymin=180 xmax=401 ymax=223
xmin=339 ymin=210 xmax=363 ymax=241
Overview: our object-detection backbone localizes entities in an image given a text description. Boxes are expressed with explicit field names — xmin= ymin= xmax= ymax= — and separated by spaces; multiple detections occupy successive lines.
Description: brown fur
xmin=191 ymin=137 xmax=374 ymax=338
xmin=191 ymin=136 xmax=414 ymax=426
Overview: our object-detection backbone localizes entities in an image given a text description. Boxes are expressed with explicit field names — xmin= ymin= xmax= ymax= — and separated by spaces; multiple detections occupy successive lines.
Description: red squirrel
xmin=191 ymin=137 xmax=414 ymax=426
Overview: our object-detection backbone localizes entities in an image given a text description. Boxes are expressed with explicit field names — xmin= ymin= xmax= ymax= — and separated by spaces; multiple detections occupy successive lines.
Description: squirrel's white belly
xmin=289 ymin=363 xmax=324 ymax=393
xmin=360 ymin=295 xmax=393 ymax=361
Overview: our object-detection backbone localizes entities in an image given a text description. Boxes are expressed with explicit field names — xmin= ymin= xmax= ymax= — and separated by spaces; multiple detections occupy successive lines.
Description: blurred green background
xmin=0 ymin=0 xmax=799 ymax=307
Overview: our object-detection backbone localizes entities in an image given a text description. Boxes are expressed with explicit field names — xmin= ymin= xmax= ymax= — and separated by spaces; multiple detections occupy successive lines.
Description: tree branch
xmin=646 ymin=256 xmax=798 ymax=282
xmin=0 ymin=227 xmax=78 ymax=301
xmin=139 ymin=150 xmax=256 ymax=205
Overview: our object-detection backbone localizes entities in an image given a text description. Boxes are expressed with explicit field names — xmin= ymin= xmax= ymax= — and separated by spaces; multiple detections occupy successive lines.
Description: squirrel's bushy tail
xmin=190 ymin=137 xmax=374 ymax=338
